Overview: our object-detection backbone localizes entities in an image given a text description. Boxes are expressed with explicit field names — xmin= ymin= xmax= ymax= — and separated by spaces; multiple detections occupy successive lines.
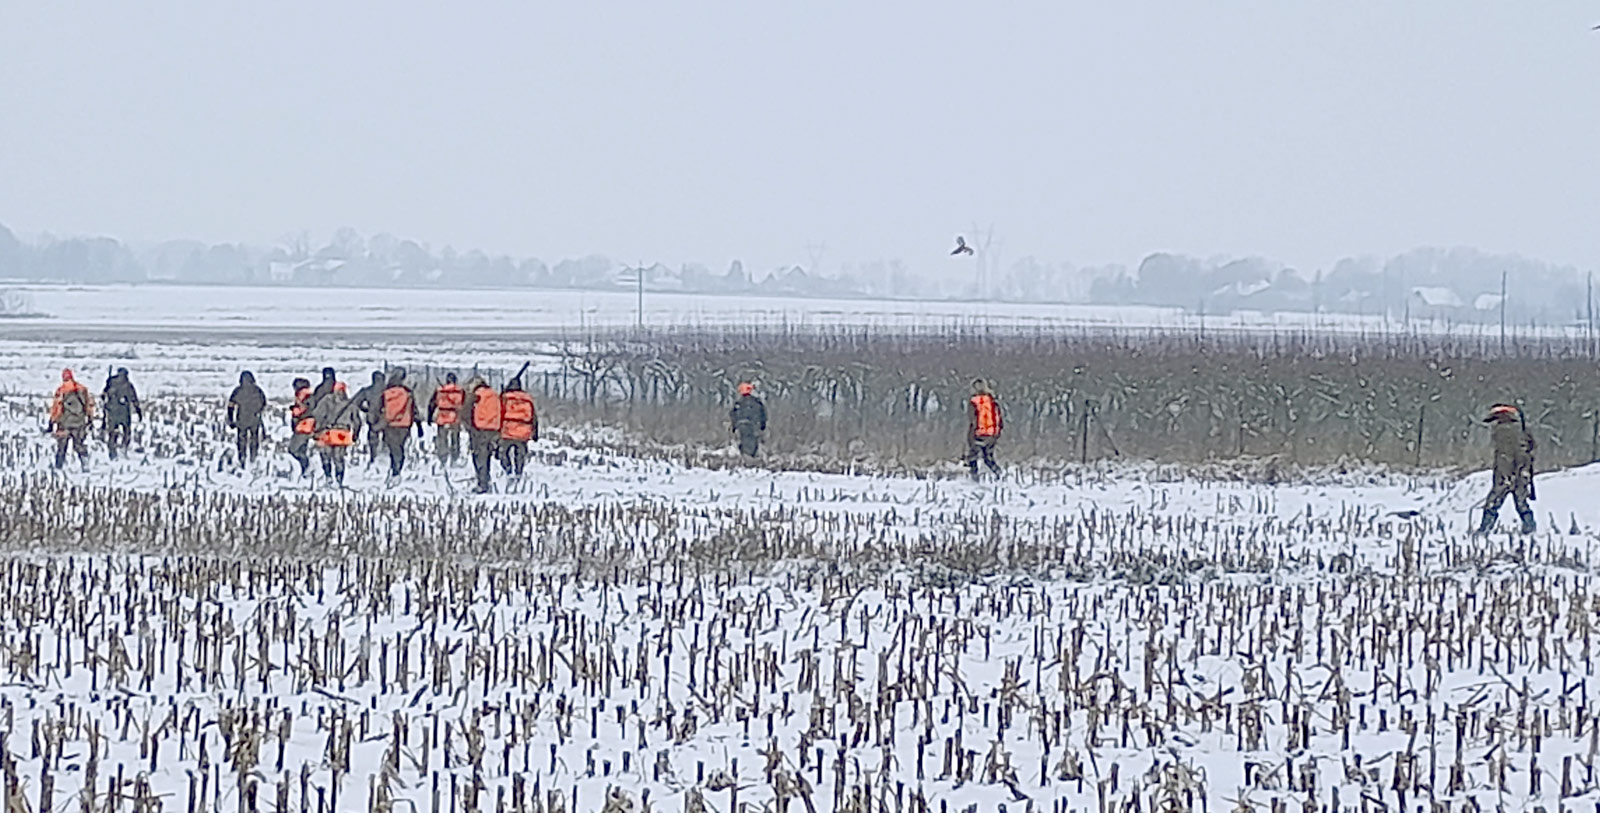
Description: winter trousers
xmin=53 ymin=427 xmax=88 ymax=469
xmin=364 ymin=421 xmax=383 ymax=464
xmin=469 ymin=432 xmax=497 ymax=493
xmin=501 ymin=440 xmax=528 ymax=476
xmin=236 ymin=425 xmax=261 ymax=463
xmin=735 ymin=423 xmax=761 ymax=458
xmin=1481 ymin=473 xmax=1534 ymax=533
xmin=383 ymin=427 xmax=410 ymax=477
xmin=436 ymin=424 xmax=461 ymax=463
xmin=319 ymin=445 xmax=347 ymax=484
xmin=106 ymin=416 xmax=132 ymax=459
xmin=964 ymin=435 xmax=1001 ymax=479
xmin=288 ymin=433 xmax=313 ymax=474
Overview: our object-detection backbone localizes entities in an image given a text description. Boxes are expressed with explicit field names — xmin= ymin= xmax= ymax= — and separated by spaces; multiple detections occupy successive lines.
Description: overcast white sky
xmin=2 ymin=1 xmax=1597 ymax=276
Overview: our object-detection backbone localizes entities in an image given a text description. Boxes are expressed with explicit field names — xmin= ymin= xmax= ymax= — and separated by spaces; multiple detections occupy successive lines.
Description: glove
xmin=44 ymin=422 xmax=55 ymax=435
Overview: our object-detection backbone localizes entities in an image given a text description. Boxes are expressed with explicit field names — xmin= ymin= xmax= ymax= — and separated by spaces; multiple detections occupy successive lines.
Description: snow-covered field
xmin=0 ymin=375 xmax=1597 ymax=811
xmin=0 ymin=290 xmax=1593 ymax=811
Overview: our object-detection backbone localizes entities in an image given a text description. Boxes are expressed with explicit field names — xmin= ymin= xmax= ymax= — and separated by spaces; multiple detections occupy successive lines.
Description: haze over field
xmin=4 ymin=1 xmax=1599 ymax=290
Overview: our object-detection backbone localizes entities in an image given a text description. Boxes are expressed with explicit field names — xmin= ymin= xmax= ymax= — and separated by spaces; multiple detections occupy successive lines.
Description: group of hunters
xmin=42 ymin=367 xmax=1541 ymax=532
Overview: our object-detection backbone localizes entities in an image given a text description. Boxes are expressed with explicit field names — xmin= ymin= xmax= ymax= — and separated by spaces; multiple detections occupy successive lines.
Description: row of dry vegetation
xmin=496 ymin=325 xmax=1600 ymax=474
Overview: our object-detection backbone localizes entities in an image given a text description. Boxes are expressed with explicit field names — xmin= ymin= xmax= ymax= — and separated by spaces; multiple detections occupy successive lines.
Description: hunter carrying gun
xmin=1476 ymin=403 xmax=1537 ymax=535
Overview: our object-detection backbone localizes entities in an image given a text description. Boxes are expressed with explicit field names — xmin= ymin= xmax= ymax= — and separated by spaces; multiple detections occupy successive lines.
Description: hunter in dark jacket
xmin=1477 ymin=403 xmax=1536 ymax=535
xmin=101 ymin=367 xmax=142 ymax=460
xmin=729 ymin=382 xmax=767 ymax=458
xmin=228 ymin=370 xmax=267 ymax=464
xmin=351 ymin=370 xmax=386 ymax=465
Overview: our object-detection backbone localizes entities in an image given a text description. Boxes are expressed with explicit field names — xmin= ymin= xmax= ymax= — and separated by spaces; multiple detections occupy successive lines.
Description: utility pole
xmin=636 ymin=261 xmax=645 ymax=330
xmin=1499 ymin=270 xmax=1507 ymax=356
xmin=1588 ymin=270 xmax=1594 ymax=359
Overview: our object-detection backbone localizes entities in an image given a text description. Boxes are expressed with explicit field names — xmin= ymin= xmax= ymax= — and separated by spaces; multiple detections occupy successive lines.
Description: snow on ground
xmin=1 ymin=376 xmax=1599 ymax=811
xmin=0 ymin=281 xmax=1573 ymax=340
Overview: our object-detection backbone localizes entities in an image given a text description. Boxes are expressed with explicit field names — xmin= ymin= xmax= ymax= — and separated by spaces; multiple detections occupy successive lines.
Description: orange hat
xmin=1484 ymin=404 xmax=1519 ymax=423
xmin=61 ymin=369 xmax=73 ymax=382
xmin=738 ymin=382 xmax=753 ymax=396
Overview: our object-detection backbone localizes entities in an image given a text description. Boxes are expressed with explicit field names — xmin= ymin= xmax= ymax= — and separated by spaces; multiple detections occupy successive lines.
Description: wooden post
xmin=1499 ymin=269 xmax=1508 ymax=356
xmin=1415 ymin=406 xmax=1425 ymax=468
xmin=1080 ymin=401 xmax=1090 ymax=465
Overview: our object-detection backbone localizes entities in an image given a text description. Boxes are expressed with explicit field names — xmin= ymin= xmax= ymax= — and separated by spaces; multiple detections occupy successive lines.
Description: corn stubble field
xmin=0 ymin=324 xmax=1599 ymax=812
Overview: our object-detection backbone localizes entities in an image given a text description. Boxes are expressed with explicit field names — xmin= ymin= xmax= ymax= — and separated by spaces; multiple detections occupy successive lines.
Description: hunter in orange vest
xmin=288 ymin=377 xmax=315 ymax=477
xmin=498 ymin=378 xmax=538 ymax=479
xmin=964 ymin=378 xmax=1003 ymax=481
xmin=49 ymin=369 xmax=94 ymax=470
xmin=462 ymin=375 xmax=502 ymax=494
xmin=427 ymin=372 xmax=466 ymax=465
xmin=374 ymin=367 xmax=422 ymax=483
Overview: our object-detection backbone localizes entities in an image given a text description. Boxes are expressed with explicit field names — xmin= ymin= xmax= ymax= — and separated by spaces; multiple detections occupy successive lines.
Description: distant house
xmin=1409 ymin=286 xmax=1466 ymax=320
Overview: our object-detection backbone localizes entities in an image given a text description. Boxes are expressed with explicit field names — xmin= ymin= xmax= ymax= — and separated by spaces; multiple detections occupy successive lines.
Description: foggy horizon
xmin=4 ymin=1 xmax=1599 ymax=278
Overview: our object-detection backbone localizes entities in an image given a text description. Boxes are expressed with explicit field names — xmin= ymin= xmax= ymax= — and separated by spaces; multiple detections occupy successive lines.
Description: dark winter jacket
xmin=102 ymin=372 xmax=142 ymax=422
xmin=352 ymin=372 xmax=386 ymax=426
xmin=228 ymin=372 xmax=267 ymax=429
xmin=309 ymin=371 xmax=338 ymax=411
xmin=309 ymin=390 xmax=357 ymax=433
xmin=730 ymin=395 xmax=767 ymax=432
xmin=1491 ymin=420 xmax=1535 ymax=484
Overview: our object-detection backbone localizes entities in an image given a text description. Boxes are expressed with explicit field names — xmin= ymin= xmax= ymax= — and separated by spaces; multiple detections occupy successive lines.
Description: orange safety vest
xmin=434 ymin=383 xmax=464 ymax=426
xmin=318 ymin=428 xmax=354 ymax=447
xmin=292 ymin=387 xmax=315 ymax=434
xmin=972 ymin=394 xmax=1001 ymax=438
xmin=471 ymin=387 xmax=501 ymax=432
xmin=500 ymin=390 xmax=535 ymax=441
xmin=383 ymin=386 xmax=414 ymax=428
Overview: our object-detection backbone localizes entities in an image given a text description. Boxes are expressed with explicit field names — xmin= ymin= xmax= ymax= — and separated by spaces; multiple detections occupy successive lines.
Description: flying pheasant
xmin=951 ymin=236 xmax=974 ymax=256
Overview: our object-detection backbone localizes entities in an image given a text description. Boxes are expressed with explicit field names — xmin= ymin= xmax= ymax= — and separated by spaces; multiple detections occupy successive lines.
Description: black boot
xmin=1520 ymin=513 xmax=1537 ymax=535
xmin=1475 ymin=511 xmax=1496 ymax=536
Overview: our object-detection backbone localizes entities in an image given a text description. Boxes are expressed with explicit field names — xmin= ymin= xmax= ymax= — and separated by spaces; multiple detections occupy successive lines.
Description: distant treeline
xmin=0 ymin=221 xmax=1590 ymax=321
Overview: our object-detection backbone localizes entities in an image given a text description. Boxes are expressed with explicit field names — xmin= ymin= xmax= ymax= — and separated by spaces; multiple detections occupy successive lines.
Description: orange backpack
xmin=500 ymin=391 xmax=535 ymax=441
xmin=382 ymin=386 xmax=413 ymax=428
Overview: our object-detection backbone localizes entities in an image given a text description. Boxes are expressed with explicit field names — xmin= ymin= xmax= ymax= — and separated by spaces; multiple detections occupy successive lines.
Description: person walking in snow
xmin=288 ymin=377 xmax=315 ymax=477
xmin=101 ymin=367 xmax=142 ymax=460
xmin=729 ymin=381 xmax=767 ymax=458
xmin=461 ymin=375 xmax=501 ymax=494
xmin=373 ymin=367 xmax=422 ymax=484
xmin=227 ymin=370 xmax=267 ymax=465
xmin=498 ymin=377 xmax=537 ymax=479
xmin=428 ymin=372 xmax=465 ymax=465
xmin=1476 ymin=403 xmax=1537 ymax=535
xmin=49 ymin=369 xmax=94 ymax=470
xmin=309 ymin=381 xmax=357 ymax=486
xmin=351 ymin=370 xmax=386 ymax=466
xmin=964 ymin=378 xmax=1003 ymax=481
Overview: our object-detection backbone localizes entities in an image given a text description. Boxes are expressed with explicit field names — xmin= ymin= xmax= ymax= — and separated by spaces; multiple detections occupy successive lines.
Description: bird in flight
xmin=951 ymin=236 xmax=974 ymax=256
